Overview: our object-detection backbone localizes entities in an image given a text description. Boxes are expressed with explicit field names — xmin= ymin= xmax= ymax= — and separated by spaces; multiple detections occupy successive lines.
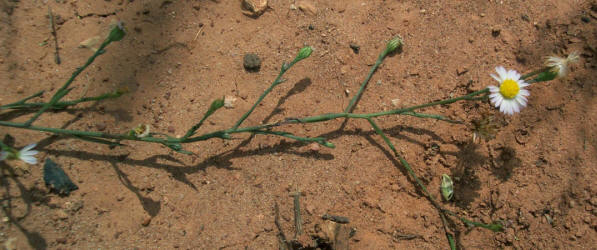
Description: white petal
xmin=488 ymin=85 xmax=499 ymax=93
xmin=512 ymin=102 xmax=520 ymax=113
xmin=519 ymin=89 xmax=530 ymax=97
xmin=20 ymin=150 xmax=39 ymax=156
xmin=558 ymin=66 xmax=567 ymax=77
xmin=496 ymin=66 xmax=507 ymax=79
xmin=506 ymin=69 xmax=516 ymax=80
xmin=515 ymin=95 xmax=527 ymax=107
xmin=0 ymin=152 xmax=8 ymax=161
xmin=512 ymin=71 xmax=521 ymax=81
xmin=20 ymin=155 xmax=37 ymax=165
xmin=21 ymin=143 xmax=37 ymax=152
xmin=502 ymin=100 xmax=515 ymax=115
xmin=499 ymin=101 xmax=508 ymax=113
xmin=490 ymin=73 xmax=502 ymax=82
xmin=490 ymin=94 xmax=503 ymax=108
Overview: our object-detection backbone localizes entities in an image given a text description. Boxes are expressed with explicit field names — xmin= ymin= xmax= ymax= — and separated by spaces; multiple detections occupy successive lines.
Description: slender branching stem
xmin=23 ymin=39 xmax=113 ymax=126
xmin=232 ymin=58 xmax=303 ymax=130
xmin=0 ymin=90 xmax=124 ymax=110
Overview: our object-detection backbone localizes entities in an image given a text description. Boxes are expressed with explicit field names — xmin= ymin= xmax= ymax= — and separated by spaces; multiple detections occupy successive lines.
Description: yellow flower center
xmin=499 ymin=79 xmax=519 ymax=99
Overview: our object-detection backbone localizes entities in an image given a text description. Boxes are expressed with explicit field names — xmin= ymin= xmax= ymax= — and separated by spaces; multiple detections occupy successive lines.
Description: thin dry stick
xmin=48 ymin=6 xmax=60 ymax=65
xmin=290 ymin=189 xmax=302 ymax=239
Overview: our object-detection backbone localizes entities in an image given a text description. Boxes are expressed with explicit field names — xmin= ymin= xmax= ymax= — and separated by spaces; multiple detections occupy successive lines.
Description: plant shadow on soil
xmin=1 ymin=163 xmax=48 ymax=249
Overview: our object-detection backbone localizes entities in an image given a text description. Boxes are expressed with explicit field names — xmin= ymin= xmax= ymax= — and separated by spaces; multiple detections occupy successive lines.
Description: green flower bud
xmin=533 ymin=70 xmax=558 ymax=83
xmin=385 ymin=36 xmax=403 ymax=54
xmin=107 ymin=22 xmax=126 ymax=42
xmin=295 ymin=46 xmax=313 ymax=62
xmin=321 ymin=141 xmax=335 ymax=148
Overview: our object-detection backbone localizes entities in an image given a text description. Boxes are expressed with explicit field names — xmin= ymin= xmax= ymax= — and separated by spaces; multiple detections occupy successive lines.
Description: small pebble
xmin=491 ymin=27 xmax=501 ymax=37
xmin=349 ymin=43 xmax=360 ymax=54
xmin=297 ymin=0 xmax=317 ymax=15
xmin=56 ymin=210 xmax=69 ymax=220
xmin=309 ymin=143 xmax=320 ymax=151
xmin=391 ymin=99 xmax=400 ymax=107
xmin=56 ymin=237 xmax=67 ymax=244
xmin=16 ymin=86 xmax=24 ymax=94
xmin=241 ymin=0 xmax=268 ymax=17
xmin=96 ymin=123 xmax=107 ymax=131
xmin=142 ymin=216 xmax=152 ymax=226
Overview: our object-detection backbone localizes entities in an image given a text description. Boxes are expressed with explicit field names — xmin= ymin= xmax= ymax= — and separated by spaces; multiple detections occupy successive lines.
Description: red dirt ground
xmin=1 ymin=0 xmax=596 ymax=249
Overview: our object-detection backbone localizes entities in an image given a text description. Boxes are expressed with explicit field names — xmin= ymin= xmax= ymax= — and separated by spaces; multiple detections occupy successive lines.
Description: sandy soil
xmin=0 ymin=0 xmax=596 ymax=249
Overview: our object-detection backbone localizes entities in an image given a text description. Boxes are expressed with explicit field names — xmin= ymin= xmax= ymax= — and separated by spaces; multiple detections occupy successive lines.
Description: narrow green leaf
xmin=461 ymin=218 xmax=504 ymax=232
xmin=447 ymin=233 xmax=456 ymax=250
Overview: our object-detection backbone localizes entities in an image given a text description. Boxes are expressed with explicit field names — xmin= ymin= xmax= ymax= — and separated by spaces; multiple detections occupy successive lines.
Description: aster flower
xmin=1 ymin=143 xmax=39 ymax=165
xmin=488 ymin=66 xmax=530 ymax=115
xmin=545 ymin=52 xmax=579 ymax=78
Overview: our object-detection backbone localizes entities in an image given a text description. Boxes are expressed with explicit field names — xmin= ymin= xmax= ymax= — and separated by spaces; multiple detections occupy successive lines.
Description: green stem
xmin=368 ymin=117 xmax=460 ymax=249
xmin=366 ymin=118 xmax=437 ymax=203
xmin=24 ymin=39 xmax=113 ymax=126
xmin=344 ymin=51 xmax=387 ymax=113
xmin=0 ymin=89 xmax=489 ymax=147
xmin=232 ymin=59 xmax=302 ymax=130
xmin=0 ymin=120 xmax=170 ymax=143
xmin=0 ymin=91 xmax=45 ymax=109
xmin=252 ymin=130 xmax=331 ymax=147
xmin=521 ymin=66 xmax=550 ymax=80
xmin=0 ymin=90 xmax=124 ymax=110
xmin=402 ymin=112 xmax=462 ymax=124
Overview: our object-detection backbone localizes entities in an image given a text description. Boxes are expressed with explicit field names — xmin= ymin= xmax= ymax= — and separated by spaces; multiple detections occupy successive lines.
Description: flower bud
xmin=385 ymin=36 xmax=403 ymax=54
xmin=533 ymin=70 xmax=557 ymax=83
xmin=107 ymin=21 xmax=126 ymax=42
xmin=295 ymin=46 xmax=313 ymax=62
xmin=321 ymin=141 xmax=335 ymax=148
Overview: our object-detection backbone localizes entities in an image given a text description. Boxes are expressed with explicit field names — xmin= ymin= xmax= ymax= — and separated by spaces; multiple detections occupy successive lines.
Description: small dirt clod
xmin=243 ymin=53 xmax=261 ymax=72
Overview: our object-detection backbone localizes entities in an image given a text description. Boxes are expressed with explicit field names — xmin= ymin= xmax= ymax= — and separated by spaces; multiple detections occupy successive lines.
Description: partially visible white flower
xmin=0 ymin=151 xmax=8 ymax=161
xmin=488 ymin=66 xmax=530 ymax=115
xmin=545 ymin=52 xmax=579 ymax=78
xmin=1 ymin=143 xmax=39 ymax=164
xmin=16 ymin=143 xmax=39 ymax=165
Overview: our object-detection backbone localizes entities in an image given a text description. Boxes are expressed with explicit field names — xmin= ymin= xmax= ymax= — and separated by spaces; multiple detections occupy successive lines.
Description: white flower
xmin=488 ymin=66 xmax=530 ymax=115
xmin=16 ymin=143 xmax=39 ymax=164
xmin=545 ymin=52 xmax=579 ymax=78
